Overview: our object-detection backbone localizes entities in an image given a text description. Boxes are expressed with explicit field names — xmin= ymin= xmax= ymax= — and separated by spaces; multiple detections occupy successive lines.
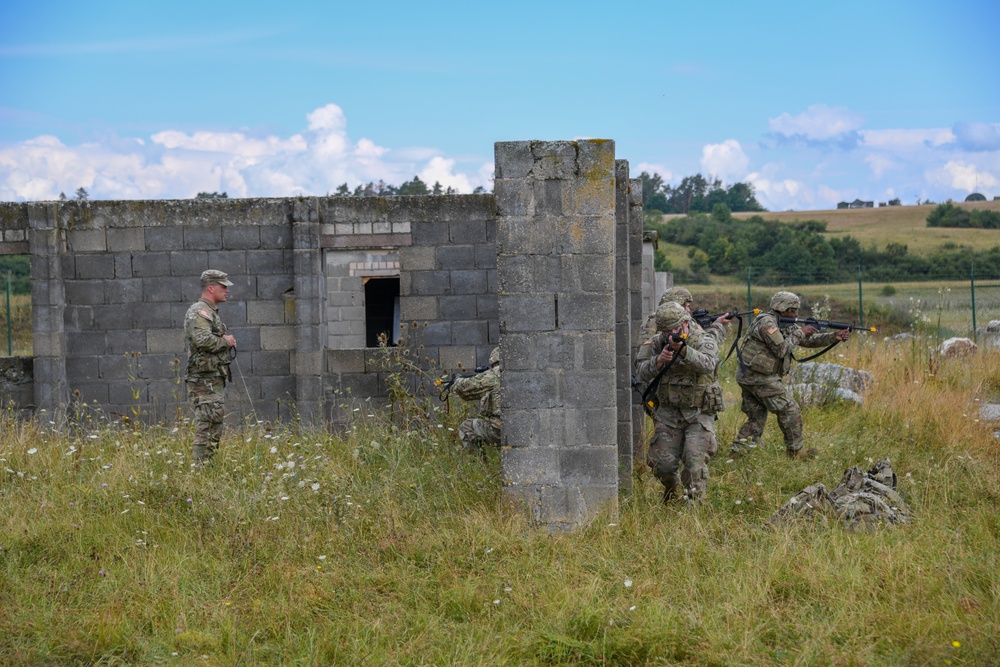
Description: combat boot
xmin=786 ymin=447 xmax=817 ymax=460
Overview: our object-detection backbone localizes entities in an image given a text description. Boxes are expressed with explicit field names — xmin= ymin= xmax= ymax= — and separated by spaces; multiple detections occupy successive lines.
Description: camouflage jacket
xmin=184 ymin=298 xmax=231 ymax=379
xmin=634 ymin=328 xmax=724 ymax=415
xmin=736 ymin=310 xmax=840 ymax=384
xmin=452 ymin=367 xmax=500 ymax=420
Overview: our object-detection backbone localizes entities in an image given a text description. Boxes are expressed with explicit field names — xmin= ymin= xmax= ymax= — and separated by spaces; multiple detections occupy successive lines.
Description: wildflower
xmin=101 ymin=483 xmax=108 ymax=488
xmin=186 ymin=498 xmax=192 ymax=503
xmin=734 ymin=500 xmax=742 ymax=505
xmin=27 ymin=448 xmax=37 ymax=455
xmin=624 ymin=579 xmax=633 ymax=588
xmin=311 ymin=483 xmax=320 ymax=491
xmin=629 ymin=605 xmax=636 ymax=611
xmin=98 ymin=570 xmax=105 ymax=576
xmin=493 ymin=599 xmax=500 ymax=605
xmin=504 ymin=586 xmax=512 ymax=592
xmin=952 ymin=641 xmax=961 ymax=648
xmin=318 ymin=555 xmax=327 ymax=560
xmin=270 ymin=447 xmax=277 ymax=454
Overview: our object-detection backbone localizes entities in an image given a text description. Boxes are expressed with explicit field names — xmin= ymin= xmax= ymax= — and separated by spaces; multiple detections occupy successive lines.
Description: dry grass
xmin=2 ymin=343 xmax=1000 ymax=665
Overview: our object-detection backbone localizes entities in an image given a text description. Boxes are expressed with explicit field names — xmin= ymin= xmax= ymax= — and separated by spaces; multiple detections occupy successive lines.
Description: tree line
xmin=329 ymin=175 xmax=486 ymax=197
xmin=926 ymin=202 xmax=1000 ymax=229
xmin=640 ymin=172 xmax=765 ymax=215
xmin=648 ymin=205 xmax=1000 ymax=284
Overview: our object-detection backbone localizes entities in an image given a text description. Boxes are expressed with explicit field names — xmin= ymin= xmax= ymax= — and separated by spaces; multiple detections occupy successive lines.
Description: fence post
xmin=746 ymin=267 xmax=752 ymax=312
xmin=5 ymin=270 xmax=11 ymax=356
xmin=857 ymin=264 xmax=864 ymax=329
xmin=970 ymin=262 xmax=977 ymax=341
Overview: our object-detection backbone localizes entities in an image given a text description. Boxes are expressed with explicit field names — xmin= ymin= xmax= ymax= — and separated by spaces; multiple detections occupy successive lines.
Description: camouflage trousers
xmin=734 ymin=379 xmax=803 ymax=453
xmin=648 ymin=407 xmax=718 ymax=501
xmin=187 ymin=374 xmax=226 ymax=463
xmin=459 ymin=417 xmax=501 ymax=455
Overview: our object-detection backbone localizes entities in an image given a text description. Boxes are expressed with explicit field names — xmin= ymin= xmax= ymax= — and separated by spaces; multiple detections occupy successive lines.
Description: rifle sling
xmin=793 ymin=339 xmax=842 ymax=363
xmin=640 ymin=341 xmax=686 ymax=412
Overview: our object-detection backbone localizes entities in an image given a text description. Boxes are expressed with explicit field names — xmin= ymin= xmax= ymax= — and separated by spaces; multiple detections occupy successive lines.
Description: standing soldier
xmin=184 ymin=270 xmax=237 ymax=466
xmin=451 ymin=347 xmax=501 ymax=456
xmin=643 ymin=286 xmax=730 ymax=343
xmin=635 ymin=302 xmax=724 ymax=503
xmin=732 ymin=291 xmax=850 ymax=459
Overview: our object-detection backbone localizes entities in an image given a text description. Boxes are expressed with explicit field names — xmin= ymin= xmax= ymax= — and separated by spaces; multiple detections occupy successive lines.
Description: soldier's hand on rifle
xmin=835 ymin=328 xmax=851 ymax=341
xmin=716 ymin=313 xmax=732 ymax=326
xmin=657 ymin=345 xmax=675 ymax=367
xmin=801 ymin=324 xmax=818 ymax=336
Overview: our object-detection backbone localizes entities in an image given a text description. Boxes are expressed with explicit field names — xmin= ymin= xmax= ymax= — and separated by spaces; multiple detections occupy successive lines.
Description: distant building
xmin=965 ymin=192 xmax=987 ymax=202
xmin=839 ymin=199 xmax=874 ymax=209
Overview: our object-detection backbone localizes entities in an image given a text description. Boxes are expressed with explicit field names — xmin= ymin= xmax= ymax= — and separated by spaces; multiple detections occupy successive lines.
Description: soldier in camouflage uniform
xmin=732 ymin=291 xmax=850 ymax=459
xmin=452 ymin=347 xmax=501 ymax=455
xmin=642 ymin=286 xmax=730 ymax=342
xmin=184 ymin=270 xmax=237 ymax=465
xmin=635 ymin=302 xmax=724 ymax=502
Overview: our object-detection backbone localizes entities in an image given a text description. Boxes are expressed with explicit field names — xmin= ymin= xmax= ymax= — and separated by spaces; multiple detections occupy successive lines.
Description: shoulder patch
xmin=641 ymin=339 xmax=652 ymax=346
xmin=198 ymin=310 xmax=212 ymax=321
xmin=767 ymin=326 xmax=779 ymax=335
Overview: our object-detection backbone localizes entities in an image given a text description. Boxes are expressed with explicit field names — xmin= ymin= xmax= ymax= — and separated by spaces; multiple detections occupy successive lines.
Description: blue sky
xmin=2 ymin=0 xmax=998 ymax=211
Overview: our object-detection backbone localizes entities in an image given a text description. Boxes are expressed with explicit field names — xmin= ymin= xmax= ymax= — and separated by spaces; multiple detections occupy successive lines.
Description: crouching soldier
xmin=451 ymin=347 xmax=501 ymax=456
xmin=635 ymin=302 xmax=724 ymax=503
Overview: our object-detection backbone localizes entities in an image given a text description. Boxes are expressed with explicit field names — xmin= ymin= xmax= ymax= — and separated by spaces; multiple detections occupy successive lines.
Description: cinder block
xmin=410 ymin=270 xmax=451 ymax=296
xmin=450 ymin=269 xmax=487 ymax=295
xmin=64 ymin=280 xmax=106 ymax=306
xmin=71 ymin=381 xmax=110 ymax=405
xmin=554 ymin=216 xmax=614 ymax=254
xmin=131 ymin=252 xmax=171 ymax=277
xmin=227 ymin=326 xmax=260 ymax=352
xmin=439 ymin=295 xmax=477 ymax=320
xmin=260 ymin=224 xmax=291 ymax=249
xmin=257 ymin=275 xmax=295 ymax=299
xmin=113 ymin=254 xmax=133 ymax=279
xmin=400 ymin=296 xmax=437 ymax=321
xmin=498 ymin=294 xmax=555 ymax=333
xmin=501 ymin=370 xmax=560 ymax=410
xmin=66 ymin=356 xmax=100 ymax=382
xmin=500 ymin=444 xmax=561 ymax=483
xmin=169 ymin=251 xmax=209 ymax=277
xmin=438 ymin=345 xmax=476 ymax=373
xmin=436 ymin=245 xmax=476 ymax=270
xmin=245 ymin=249 xmax=292 ymax=274
xmin=247 ymin=301 xmax=286 ymax=325
xmin=63 ymin=305 xmax=94 ymax=332
xmin=147 ymin=329 xmax=184 ymax=354
xmin=260 ymin=375 xmax=296 ymax=402
xmin=222 ymin=226 xmax=261 ymax=250
xmin=260 ymin=326 xmax=295 ymax=350
xmin=410 ymin=221 xmax=450 ymax=246
xmin=184 ymin=226 xmax=222 ymax=250
xmin=132 ymin=303 xmax=173 ymax=329
xmin=144 ymin=227 xmax=184 ymax=251
xmin=452 ymin=320 xmax=488 ymax=345
xmin=530 ymin=141 xmax=577 ymax=180
xmin=420 ymin=321 xmax=453 ymax=346
xmin=496 ymin=215 xmax=555 ymax=256
xmin=494 ymin=178 xmax=532 ymax=217
xmin=476 ymin=295 xmax=498 ymax=320
xmin=143 ymin=277 xmax=183 ymax=302
xmin=106 ymin=329 xmax=146 ymax=355
xmin=203 ymin=250 xmax=246 ymax=276
xmin=106 ymin=228 xmax=144 ymax=252
xmin=475 ymin=243 xmax=497 ymax=269
xmin=105 ymin=278 xmax=143 ymax=304
xmin=557 ymin=292 xmax=615 ymax=331
xmin=327 ymin=349 xmax=366 ymax=374
xmin=251 ymin=350 xmax=291 ymax=376
xmin=559 ymin=370 xmax=616 ymax=410
xmin=494 ymin=141 xmax=534 ymax=180
xmin=75 ymin=254 xmax=115 ymax=280
xmin=67 ymin=229 xmax=106 ymax=252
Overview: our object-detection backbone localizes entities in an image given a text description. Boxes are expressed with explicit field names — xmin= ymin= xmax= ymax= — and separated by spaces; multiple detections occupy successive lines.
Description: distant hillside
xmin=732 ymin=199 xmax=1000 ymax=255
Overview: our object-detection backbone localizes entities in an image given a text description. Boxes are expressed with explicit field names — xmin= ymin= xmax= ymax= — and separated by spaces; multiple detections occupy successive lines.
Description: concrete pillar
xmin=27 ymin=203 xmax=69 ymax=417
xmin=292 ymin=208 xmax=327 ymax=421
xmin=495 ymin=139 xmax=619 ymax=531
xmin=614 ymin=160 xmax=633 ymax=492
xmin=628 ymin=178 xmax=647 ymax=467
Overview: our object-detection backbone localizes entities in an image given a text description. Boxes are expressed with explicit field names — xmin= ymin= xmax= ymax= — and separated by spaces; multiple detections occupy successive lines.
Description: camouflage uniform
xmin=641 ymin=287 xmax=728 ymax=487
xmin=770 ymin=459 xmax=911 ymax=528
xmin=733 ymin=292 xmax=840 ymax=455
xmin=452 ymin=348 xmax=501 ymax=454
xmin=635 ymin=303 xmax=723 ymax=502
xmin=184 ymin=272 xmax=234 ymax=463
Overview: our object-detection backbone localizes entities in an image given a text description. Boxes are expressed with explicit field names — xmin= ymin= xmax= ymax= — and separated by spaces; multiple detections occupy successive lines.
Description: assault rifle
xmin=777 ymin=316 xmax=877 ymax=333
xmin=691 ymin=308 xmax=760 ymax=328
xmin=638 ymin=333 xmax=687 ymax=415
xmin=435 ymin=365 xmax=489 ymax=401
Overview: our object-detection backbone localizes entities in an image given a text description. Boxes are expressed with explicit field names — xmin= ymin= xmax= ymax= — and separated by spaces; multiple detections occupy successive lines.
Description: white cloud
xmin=926 ymin=161 xmax=999 ymax=193
xmin=633 ymin=162 xmax=673 ymax=181
xmin=860 ymin=128 xmax=954 ymax=150
xmin=769 ymin=104 xmax=864 ymax=141
xmin=0 ymin=103 xmax=492 ymax=201
xmin=864 ymin=153 xmax=898 ymax=179
xmin=952 ymin=122 xmax=1000 ymax=152
xmin=700 ymin=140 xmax=749 ymax=183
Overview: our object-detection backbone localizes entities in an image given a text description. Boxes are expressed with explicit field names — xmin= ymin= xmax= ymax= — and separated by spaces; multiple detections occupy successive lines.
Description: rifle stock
xmin=692 ymin=308 xmax=761 ymax=327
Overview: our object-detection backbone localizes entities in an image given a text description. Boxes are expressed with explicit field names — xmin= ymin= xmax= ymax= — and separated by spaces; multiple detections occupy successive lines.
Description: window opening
xmin=364 ymin=277 xmax=400 ymax=347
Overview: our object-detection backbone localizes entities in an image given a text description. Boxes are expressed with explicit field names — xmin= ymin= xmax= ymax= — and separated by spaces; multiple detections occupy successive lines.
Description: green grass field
xmin=2 ymin=342 xmax=1000 ymax=665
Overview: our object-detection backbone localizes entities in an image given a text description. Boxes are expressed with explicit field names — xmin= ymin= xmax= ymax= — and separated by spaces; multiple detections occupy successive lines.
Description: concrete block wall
xmin=495 ymin=139 xmax=620 ymax=531
xmin=628 ymin=178 xmax=647 ymax=463
xmin=614 ymin=160 xmax=634 ymax=491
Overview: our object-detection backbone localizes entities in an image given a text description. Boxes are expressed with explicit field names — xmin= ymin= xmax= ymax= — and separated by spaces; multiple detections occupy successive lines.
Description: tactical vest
xmin=651 ymin=329 xmax=724 ymax=413
xmin=185 ymin=300 xmax=231 ymax=379
xmin=739 ymin=312 xmax=787 ymax=376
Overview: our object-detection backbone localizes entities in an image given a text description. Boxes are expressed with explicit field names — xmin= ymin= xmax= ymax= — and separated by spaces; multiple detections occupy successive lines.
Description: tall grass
xmin=2 ymin=342 xmax=999 ymax=665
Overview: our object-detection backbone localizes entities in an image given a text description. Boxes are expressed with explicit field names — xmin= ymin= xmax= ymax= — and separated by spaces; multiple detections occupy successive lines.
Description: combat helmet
xmin=659 ymin=286 xmax=693 ymax=307
xmin=489 ymin=347 xmax=500 ymax=367
xmin=769 ymin=291 xmax=800 ymax=312
xmin=654 ymin=302 xmax=688 ymax=332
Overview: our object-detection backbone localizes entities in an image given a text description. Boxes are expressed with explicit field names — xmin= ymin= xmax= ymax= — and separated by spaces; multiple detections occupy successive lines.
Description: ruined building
xmin=0 ymin=140 xmax=672 ymax=530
